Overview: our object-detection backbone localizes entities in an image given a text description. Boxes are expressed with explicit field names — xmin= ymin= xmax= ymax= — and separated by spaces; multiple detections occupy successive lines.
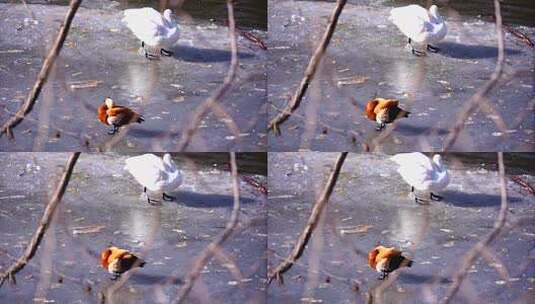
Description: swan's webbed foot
xmin=160 ymin=48 xmax=174 ymax=56
xmin=411 ymin=48 xmax=426 ymax=57
xmin=162 ymin=192 xmax=175 ymax=201
xmin=144 ymin=51 xmax=159 ymax=60
xmin=407 ymin=38 xmax=426 ymax=56
xmin=141 ymin=42 xmax=159 ymax=60
xmin=144 ymin=187 xmax=161 ymax=205
xmin=430 ymin=192 xmax=443 ymax=201
xmin=410 ymin=186 xmax=429 ymax=204
xmin=427 ymin=44 xmax=440 ymax=53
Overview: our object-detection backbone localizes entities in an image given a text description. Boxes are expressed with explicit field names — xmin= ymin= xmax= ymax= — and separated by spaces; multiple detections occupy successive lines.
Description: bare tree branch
xmin=175 ymin=0 xmax=239 ymax=151
xmin=441 ymin=152 xmax=508 ymax=304
xmin=267 ymin=152 xmax=348 ymax=284
xmin=173 ymin=152 xmax=241 ymax=303
xmin=0 ymin=152 xmax=81 ymax=287
xmin=0 ymin=0 xmax=82 ymax=139
xmin=442 ymin=0 xmax=505 ymax=151
xmin=268 ymin=0 xmax=347 ymax=135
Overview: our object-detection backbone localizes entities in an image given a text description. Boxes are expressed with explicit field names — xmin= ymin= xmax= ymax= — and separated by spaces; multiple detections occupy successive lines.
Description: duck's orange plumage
xmin=100 ymin=246 xmax=145 ymax=280
xmin=368 ymin=245 xmax=412 ymax=279
xmin=364 ymin=98 xmax=410 ymax=131
xmin=98 ymin=97 xmax=144 ymax=134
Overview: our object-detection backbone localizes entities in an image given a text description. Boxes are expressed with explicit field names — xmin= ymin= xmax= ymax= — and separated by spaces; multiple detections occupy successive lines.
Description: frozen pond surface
xmin=0 ymin=153 xmax=267 ymax=303
xmin=0 ymin=3 xmax=267 ymax=151
xmin=268 ymin=153 xmax=535 ymax=303
xmin=267 ymin=0 xmax=535 ymax=152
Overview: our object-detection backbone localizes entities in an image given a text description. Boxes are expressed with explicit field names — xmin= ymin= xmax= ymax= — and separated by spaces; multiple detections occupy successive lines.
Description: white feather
xmin=389 ymin=5 xmax=447 ymax=46
xmin=124 ymin=153 xmax=182 ymax=194
xmin=122 ymin=8 xmax=180 ymax=50
xmin=390 ymin=152 xmax=449 ymax=193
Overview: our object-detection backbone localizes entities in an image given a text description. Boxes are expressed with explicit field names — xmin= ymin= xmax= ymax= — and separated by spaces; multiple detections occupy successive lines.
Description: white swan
xmin=389 ymin=4 xmax=447 ymax=56
xmin=390 ymin=153 xmax=449 ymax=203
xmin=124 ymin=153 xmax=182 ymax=205
xmin=122 ymin=8 xmax=180 ymax=59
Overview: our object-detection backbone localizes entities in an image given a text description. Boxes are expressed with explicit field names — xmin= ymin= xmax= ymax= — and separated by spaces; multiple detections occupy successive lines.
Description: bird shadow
xmin=441 ymin=190 xmax=521 ymax=207
xmin=395 ymin=124 xmax=450 ymax=136
xmin=173 ymin=190 xmax=254 ymax=208
xmin=170 ymin=45 xmax=254 ymax=62
xmin=438 ymin=42 xmax=522 ymax=59
xmin=129 ymin=273 xmax=183 ymax=285
xmin=398 ymin=273 xmax=452 ymax=285
xmin=128 ymin=128 xmax=180 ymax=139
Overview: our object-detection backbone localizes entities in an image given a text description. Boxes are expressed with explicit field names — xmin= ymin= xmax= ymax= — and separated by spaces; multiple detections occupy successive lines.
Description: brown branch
xmin=175 ymin=0 xmax=239 ymax=151
xmin=442 ymin=0 xmax=505 ymax=151
xmin=172 ymin=152 xmax=241 ymax=304
xmin=441 ymin=152 xmax=508 ymax=304
xmin=268 ymin=0 xmax=347 ymax=135
xmin=267 ymin=152 xmax=348 ymax=284
xmin=0 ymin=152 xmax=81 ymax=287
xmin=0 ymin=0 xmax=82 ymax=139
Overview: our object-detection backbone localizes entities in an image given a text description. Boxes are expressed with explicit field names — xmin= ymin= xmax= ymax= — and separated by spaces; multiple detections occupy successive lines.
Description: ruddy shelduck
xmin=100 ymin=246 xmax=145 ymax=280
xmin=368 ymin=245 xmax=413 ymax=280
xmin=365 ymin=98 xmax=410 ymax=131
xmin=98 ymin=97 xmax=144 ymax=135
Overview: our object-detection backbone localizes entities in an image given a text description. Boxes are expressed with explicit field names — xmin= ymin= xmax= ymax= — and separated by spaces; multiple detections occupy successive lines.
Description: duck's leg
xmin=162 ymin=192 xmax=175 ymax=201
xmin=144 ymin=187 xmax=160 ymax=205
xmin=107 ymin=124 xmax=118 ymax=135
xmin=430 ymin=192 xmax=443 ymax=201
xmin=160 ymin=48 xmax=174 ymax=56
xmin=376 ymin=122 xmax=386 ymax=131
xmin=378 ymin=272 xmax=388 ymax=280
xmin=427 ymin=44 xmax=440 ymax=53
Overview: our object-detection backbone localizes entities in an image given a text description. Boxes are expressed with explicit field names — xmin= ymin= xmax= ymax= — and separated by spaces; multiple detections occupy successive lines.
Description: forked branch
xmin=0 ymin=0 xmax=82 ymax=139
xmin=268 ymin=0 xmax=348 ymax=135
xmin=268 ymin=152 xmax=348 ymax=284
xmin=0 ymin=152 xmax=81 ymax=287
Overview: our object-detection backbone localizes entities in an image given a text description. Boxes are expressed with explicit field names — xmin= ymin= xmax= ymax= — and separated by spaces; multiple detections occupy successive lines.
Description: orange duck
xmin=368 ymin=245 xmax=413 ymax=280
xmin=100 ymin=246 xmax=145 ymax=280
xmin=98 ymin=97 xmax=144 ymax=135
xmin=364 ymin=98 xmax=410 ymax=131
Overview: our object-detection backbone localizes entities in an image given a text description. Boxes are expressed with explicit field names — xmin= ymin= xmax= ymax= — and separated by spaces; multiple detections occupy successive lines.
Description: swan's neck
xmin=429 ymin=12 xmax=442 ymax=24
xmin=163 ymin=14 xmax=176 ymax=27
xmin=164 ymin=162 xmax=176 ymax=172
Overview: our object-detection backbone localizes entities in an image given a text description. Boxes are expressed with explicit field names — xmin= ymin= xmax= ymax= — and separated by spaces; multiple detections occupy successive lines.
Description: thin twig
xmin=270 ymin=103 xmax=363 ymax=142
xmin=267 ymin=152 xmax=348 ymax=284
xmin=442 ymin=0 xmax=505 ymax=151
xmin=0 ymin=152 xmax=81 ymax=287
xmin=175 ymin=0 xmax=239 ymax=151
xmin=441 ymin=152 xmax=508 ymax=304
xmin=173 ymin=152 xmax=241 ymax=304
xmin=268 ymin=0 xmax=347 ymax=135
xmin=0 ymin=0 xmax=82 ymax=139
